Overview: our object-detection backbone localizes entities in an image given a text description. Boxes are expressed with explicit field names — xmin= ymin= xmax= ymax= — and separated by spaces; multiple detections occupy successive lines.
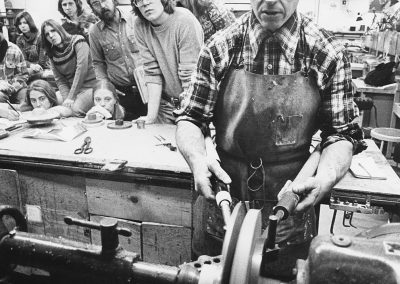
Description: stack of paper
xmin=350 ymin=156 xmax=387 ymax=180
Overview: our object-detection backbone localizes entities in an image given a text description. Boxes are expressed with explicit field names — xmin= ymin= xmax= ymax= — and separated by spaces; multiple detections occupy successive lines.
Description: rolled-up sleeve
xmin=318 ymin=51 xmax=366 ymax=154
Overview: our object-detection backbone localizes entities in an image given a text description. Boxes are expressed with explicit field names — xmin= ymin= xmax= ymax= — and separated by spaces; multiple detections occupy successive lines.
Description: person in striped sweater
xmin=41 ymin=19 xmax=96 ymax=117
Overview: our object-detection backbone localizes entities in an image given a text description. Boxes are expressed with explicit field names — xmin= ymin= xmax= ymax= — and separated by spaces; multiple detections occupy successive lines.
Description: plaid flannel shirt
xmin=176 ymin=11 xmax=365 ymax=153
xmin=0 ymin=41 xmax=28 ymax=93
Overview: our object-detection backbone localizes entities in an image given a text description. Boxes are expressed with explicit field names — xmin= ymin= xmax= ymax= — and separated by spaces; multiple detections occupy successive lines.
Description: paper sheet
xmin=350 ymin=156 xmax=387 ymax=180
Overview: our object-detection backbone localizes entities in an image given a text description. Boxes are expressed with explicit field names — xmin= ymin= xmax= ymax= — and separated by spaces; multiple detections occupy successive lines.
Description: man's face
xmin=90 ymin=0 xmax=116 ymax=22
xmin=138 ymin=0 xmax=165 ymax=25
xmin=61 ymin=0 xmax=78 ymax=19
xmin=251 ymin=0 xmax=299 ymax=32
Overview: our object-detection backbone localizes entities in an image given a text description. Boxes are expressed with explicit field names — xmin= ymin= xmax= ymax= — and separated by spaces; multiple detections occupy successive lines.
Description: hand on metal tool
xmin=278 ymin=178 xmax=321 ymax=213
xmin=194 ymin=156 xmax=231 ymax=200
xmin=133 ymin=115 xmax=156 ymax=125
xmin=74 ymin=136 xmax=93 ymax=154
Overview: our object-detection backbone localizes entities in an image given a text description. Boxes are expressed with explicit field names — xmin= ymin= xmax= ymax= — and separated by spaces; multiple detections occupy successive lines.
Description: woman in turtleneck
xmin=15 ymin=11 xmax=50 ymax=80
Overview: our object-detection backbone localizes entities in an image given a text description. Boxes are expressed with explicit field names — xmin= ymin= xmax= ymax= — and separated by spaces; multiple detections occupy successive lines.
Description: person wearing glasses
xmin=175 ymin=0 xmax=365 ymax=279
xmin=87 ymin=0 xmax=147 ymax=121
xmin=132 ymin=0 xmax=203 ymax=124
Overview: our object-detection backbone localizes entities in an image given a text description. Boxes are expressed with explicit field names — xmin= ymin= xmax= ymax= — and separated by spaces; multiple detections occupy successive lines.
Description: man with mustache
xmin=131 ymin=0 xmax=203 ymax=124
xmin=175 ymin=0 xmax=365 ymax=280
xmin=87 ymin=0 xmax=147 ymax=120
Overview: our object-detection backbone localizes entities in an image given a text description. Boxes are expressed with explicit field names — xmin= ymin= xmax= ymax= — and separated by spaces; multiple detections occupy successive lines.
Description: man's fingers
xmin=195 ymin=178 xmax=215 ymax=200
xmin=208 ymin=160 xmax=231 ymax=185
xmin=291 ymin=177 xmax=319 ymax=195
xmin=295 ymin=191 xmax=318 ymax=213
xmin=277 ymin=180 xmax=292 ymax=200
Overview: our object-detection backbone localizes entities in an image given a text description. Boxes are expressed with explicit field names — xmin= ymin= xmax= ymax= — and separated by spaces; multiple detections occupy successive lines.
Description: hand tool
xmin=74 ymin=136 xmax=93 ymax=154
xmin=154 ymin=135 xmax=177 ymax=151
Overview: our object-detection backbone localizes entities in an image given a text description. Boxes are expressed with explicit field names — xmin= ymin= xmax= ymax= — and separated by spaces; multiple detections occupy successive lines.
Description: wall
xmin=317 ymin=0 xmax=372 ymax=32
xmin=8 ymin=0 xmax=90 ymax=29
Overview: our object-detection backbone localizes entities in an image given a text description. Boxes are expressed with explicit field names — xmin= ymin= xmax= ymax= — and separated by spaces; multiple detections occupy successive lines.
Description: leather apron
xmin=192 ymin=27 xmax=321 ymax=259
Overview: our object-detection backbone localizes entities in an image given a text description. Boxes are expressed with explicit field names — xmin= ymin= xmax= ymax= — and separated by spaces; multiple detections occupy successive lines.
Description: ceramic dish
xmin=23 ymin=110 xmax=60 ymax=126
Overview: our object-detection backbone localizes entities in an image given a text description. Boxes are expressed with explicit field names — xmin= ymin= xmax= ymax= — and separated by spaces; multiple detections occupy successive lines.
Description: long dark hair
xmin=40 ymin=19 xmax=72 ymax=58
xmin=58 ymin=0 xmax=84 ymax=19
xmin=15 ymin=11 xmax=39 ymax=34
xmin=26 ymin=79 xmax=59 ymax=108
xmin=132 ymin=0 xmax=175 ymax=21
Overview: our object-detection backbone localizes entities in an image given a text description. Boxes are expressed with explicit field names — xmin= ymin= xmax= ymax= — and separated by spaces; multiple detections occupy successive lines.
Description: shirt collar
xmin=248 ymin=11 xmax=300 ymax=64
xmin=98 ymin=8 xmax=128 ymax=30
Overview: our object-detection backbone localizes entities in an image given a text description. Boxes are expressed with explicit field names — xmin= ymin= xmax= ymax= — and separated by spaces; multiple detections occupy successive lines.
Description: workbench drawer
xmin=142 ymin=222 xmax=191 ymax=265
xmin=86 ymin=178 xmax=193 ymax=227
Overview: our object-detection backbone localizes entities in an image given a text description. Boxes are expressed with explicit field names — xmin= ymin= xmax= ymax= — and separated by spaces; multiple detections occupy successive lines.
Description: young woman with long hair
xmin=41 ymin=19 xmax=96 ymax=117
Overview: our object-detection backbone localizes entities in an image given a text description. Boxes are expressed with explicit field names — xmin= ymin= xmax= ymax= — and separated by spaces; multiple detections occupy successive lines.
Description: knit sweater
xmin=50 ymin=35 xmax=96 ymax=100
xmin=134 ymin=7 xmax=203 ymax=98
xmin=16 ymin=32 xmax=50 ymax=69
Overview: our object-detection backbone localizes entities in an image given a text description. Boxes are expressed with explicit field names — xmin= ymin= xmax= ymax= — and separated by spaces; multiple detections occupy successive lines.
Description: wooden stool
xmin=370 ymin=127 xmax=400 ymax=158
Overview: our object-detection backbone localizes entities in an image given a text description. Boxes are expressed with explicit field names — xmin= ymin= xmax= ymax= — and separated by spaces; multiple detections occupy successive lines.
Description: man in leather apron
xmin=175 ymin=0 xmax=365 ymax=279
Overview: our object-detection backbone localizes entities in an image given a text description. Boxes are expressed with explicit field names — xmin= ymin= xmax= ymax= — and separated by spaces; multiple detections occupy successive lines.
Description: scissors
xmin=74 ymin=136 xmax=93 ymax=154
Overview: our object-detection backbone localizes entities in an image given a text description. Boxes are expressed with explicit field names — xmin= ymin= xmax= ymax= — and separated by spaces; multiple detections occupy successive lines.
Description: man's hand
xmin=278 ymin=177 xmax=321 ymax=213
xmin=62 ymin=98 xmax=74 ymax=108
xmin=132 ymin=115 xmax=157 ymax=125
xmin=193 ymin=157 xmax=231 ymax=200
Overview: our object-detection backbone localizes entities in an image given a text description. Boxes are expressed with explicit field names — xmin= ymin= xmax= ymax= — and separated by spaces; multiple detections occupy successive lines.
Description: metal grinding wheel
xmin=229 ymin=209 xmax=262 ymax=284
xmin=220 ymin=202 xmax=247 ymax=284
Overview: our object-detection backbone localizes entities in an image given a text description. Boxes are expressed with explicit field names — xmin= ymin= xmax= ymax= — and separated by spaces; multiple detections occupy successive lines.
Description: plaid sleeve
xmin=318 ymin=49 xmax=366 ymax=154
xmin=175 ymin=46 xmax=219 ymax=134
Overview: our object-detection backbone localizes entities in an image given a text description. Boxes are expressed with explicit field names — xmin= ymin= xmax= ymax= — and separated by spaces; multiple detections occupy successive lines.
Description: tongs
xmin=154 ymin=135 xmax=177 ymax=151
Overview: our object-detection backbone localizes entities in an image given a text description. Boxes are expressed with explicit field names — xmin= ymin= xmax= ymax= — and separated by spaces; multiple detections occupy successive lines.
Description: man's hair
xmin=58 ymin=0 xmax=84 ymax=19
xmin=86 ymin=0 xmax=118 ymax=10
xmin=15 ymin=11 xmax=39 ymax=34
xmin=132 ymin=0 xmax=175 ymax=21
xmin=78 ymin=12 xmax=98 ymax=25
xmin=40 ymin=19 xmax=72 ymax=58
xmin=26 ymin=79 xmax=59 ymax=108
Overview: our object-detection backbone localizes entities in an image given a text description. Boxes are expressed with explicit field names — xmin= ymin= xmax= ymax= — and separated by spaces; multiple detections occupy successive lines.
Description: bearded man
xmin=87 ymin=0 xmax=147 ymax=120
